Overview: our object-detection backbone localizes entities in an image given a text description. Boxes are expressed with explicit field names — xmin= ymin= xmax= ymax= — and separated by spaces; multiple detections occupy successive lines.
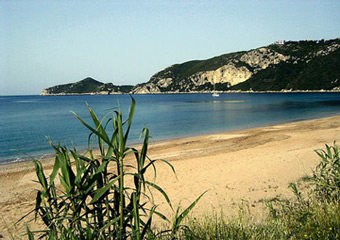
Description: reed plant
xmin=24 ymin=97 xmax=204 ymax=239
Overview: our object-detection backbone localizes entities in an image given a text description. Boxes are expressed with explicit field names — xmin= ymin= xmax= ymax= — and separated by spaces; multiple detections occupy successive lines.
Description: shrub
xmin=313 ymin=143 xmax=340 ymax=202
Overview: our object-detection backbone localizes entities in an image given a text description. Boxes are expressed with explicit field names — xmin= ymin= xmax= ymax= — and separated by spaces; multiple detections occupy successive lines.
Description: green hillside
xmin=232 ymin=39 xmax=340 ymax=91
xmin=150 ymin=51 xmax=247 ymax=83
xmin=133 ymin=38 xmax=340 ymax=93
xmin=43 ymin=77 xmax=133 ymax=95
xmin=233 ymin=48 xmax=340 ymax=91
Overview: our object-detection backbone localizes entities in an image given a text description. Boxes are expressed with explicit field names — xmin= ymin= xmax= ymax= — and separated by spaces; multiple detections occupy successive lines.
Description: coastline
xmin=39 ymin=89 xmax=340 ymax=96
xmin=1 ymin=115 xmax=340 ymax=237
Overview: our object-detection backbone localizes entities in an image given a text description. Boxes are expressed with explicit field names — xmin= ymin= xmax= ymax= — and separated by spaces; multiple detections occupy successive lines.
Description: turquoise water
xmin=1 ymin=93 xmax=340 ymax=164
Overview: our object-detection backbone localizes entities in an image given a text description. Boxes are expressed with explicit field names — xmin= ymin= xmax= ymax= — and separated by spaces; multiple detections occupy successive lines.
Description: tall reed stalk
xmin=24 ymin=97 xmax=204 ymax=239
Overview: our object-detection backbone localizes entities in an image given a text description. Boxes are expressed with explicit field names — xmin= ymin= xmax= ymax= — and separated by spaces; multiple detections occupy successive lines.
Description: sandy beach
xmin=1 ymin=115 xmax=340 ymax=238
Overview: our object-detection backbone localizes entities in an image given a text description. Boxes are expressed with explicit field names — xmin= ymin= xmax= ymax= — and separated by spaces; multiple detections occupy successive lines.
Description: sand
xmin=1 ymin=115 xmax=340 ymax=238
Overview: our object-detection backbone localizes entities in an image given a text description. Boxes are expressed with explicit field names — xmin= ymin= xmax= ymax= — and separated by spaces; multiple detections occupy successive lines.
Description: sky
xmin=1 ymin=0 xmax=340 ymax=95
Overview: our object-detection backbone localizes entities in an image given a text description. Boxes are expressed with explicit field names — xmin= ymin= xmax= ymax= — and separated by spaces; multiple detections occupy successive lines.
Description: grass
xmin=171 ymin=200 xmax=339 ymax=239
xmin=168 ymin=143 xmax=340 ymax=240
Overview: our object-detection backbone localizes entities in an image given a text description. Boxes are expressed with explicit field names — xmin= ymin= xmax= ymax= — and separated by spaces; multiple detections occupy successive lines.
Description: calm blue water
xmin=1 ymin=93 xmax=340 ymax=164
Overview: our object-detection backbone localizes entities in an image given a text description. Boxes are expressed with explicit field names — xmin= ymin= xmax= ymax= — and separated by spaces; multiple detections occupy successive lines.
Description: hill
xmin=132 ymin=38 xmax=340 ymax=93
xmin=41 ymin=77 xmax=134 ymax=95
xmin=41 ymin=38 xmax=340 ymax=95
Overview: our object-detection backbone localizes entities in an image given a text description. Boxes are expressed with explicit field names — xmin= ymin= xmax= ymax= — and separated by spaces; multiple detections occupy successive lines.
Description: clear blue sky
xmin=1 ymin=0 xmax=340 ymax=95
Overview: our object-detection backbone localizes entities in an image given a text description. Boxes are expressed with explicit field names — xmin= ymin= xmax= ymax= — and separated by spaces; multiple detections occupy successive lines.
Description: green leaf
xmin=35 ymin=191 xmax=42 ymax=220
xmin=59 ymin=174 xmax=71 ymax=194
xmin=141 ymin=206 xmax=156 ymax=238
xmin=98 ymin=216 xmax=120 ymax=233
xmin=26 ymin=224 xmax=34 ymax=240
xmin=146 ymin=181 xmax=173 ymax=211
xmin=33 ymin=160 xmax=48 ymax=192
xmin=153 ymin=209 xmax=170 ymax=223
xmin=123 ymin=96 xmax=136 ymax=147
xmin=139 ymin=128 xmax=149 ymax=168
xmin=72 ymin=110 xmax=112 ymax=148
xmin=86 ymin=103 xmax=113 ymax=155
xmin=57 ymin=150 xmax=75 ymax=194
xmin=49 ymin=154 xmax=61 ymax=186
xmin=132 ymin=192 xmax=141 ymax=240
xmin=90 ymin=177 xmax=119 ymax=204
xmin=118 ymin=112 xmax=125 ymax=154
xmin=172 ymin=190 xmax=208 ymax=231
xmin=95 ymin=160 xmax=109 ymax=175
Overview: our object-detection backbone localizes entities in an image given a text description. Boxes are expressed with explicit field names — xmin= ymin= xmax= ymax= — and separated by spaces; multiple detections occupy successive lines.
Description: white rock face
xmin=132 ymin=83 xmax=161 ymax=94
xmin=157 ymin=78 xmax=173 ymax=88
xmin=189 ymin=64 xmax=252 ymax=86
xmin=40 ymin=89 xmax=49 ymax=96
xmin=141 ymin=47 xmax=290 ymax=93
xmin=240 ymin=47 xmax=289 ymax=70
xmin=315 ymin=43 xmax=340 ymax=57
xmin=97 ymin=91 xmax=111 ymax=95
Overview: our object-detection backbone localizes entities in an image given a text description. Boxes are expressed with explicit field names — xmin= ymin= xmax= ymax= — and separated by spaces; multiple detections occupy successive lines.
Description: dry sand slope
xmin=1 ymin=115 xmax=340 ymax=238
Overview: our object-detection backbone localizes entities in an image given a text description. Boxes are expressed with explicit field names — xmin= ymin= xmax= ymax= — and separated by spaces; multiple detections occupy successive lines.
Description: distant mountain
xmin=132 ymin=38 xmax=340 ymax=93
xmin=41 ymin=77 xmax=134 ymax=95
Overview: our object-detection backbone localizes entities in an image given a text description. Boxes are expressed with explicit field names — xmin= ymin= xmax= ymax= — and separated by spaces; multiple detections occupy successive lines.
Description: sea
xmin=1 ymin=92 xmax=340 ymax=165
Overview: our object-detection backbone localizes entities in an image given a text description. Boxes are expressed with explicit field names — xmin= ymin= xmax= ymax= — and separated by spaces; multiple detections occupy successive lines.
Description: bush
xmin=313 ymin=143 xmax=340 ymax=202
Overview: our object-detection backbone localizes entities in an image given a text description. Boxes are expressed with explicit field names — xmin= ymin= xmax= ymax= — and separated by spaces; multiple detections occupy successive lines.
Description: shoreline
xmin=1 ymin=115 xmax=340 ymax=237
xmin=3 ymin=90 xmax=340 ymax=97
xmin=1 ymin=110 xmax=340 ymax=167
xmin=39 ymin=89 xmax=340 ymax=96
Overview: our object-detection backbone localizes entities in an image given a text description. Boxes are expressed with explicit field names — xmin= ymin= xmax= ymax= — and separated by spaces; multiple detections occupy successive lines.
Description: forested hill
xmin=132 ymin=38 xmax=340 ymax=93
xmin=41 ymin=77 xmax=133 ymax=95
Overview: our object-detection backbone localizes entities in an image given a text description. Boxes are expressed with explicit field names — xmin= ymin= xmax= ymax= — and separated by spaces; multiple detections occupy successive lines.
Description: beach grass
xmin=163 ymin=143 xmax=340 ymax=240
xmin=167 ymin=200 xmax=339 ymax=239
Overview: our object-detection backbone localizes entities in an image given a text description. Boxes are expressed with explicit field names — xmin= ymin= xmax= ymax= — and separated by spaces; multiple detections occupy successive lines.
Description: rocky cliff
xmin=132 ymin=38 xmax=340 ymax=93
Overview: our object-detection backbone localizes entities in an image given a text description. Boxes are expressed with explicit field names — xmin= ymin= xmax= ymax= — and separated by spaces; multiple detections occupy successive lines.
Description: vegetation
xmin=143 ymin=38 xmax=340 ymax=92
xmin=232 ymin=48 xmax=340 ymax=91
xmin=149 ymin=51 xmax=246 ymax=85
xmin=24 ymin=98 xmax=204 ymax=239
xmin=169 ymin=143 xmax=340 ymax=239
xmin=268 ymin=39 xmax=340 ymax=58
xmin=44 ymin=77 xmax=133 ymax=94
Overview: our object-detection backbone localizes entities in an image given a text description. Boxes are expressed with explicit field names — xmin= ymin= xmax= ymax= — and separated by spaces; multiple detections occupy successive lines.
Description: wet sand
xmin=1 ymin=115 xmax=340 ymax=238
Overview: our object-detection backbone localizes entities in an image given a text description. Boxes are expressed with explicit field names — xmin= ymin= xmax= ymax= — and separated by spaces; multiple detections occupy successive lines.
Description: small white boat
xmin=212 ymin=77 xmax=219 ymax=97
